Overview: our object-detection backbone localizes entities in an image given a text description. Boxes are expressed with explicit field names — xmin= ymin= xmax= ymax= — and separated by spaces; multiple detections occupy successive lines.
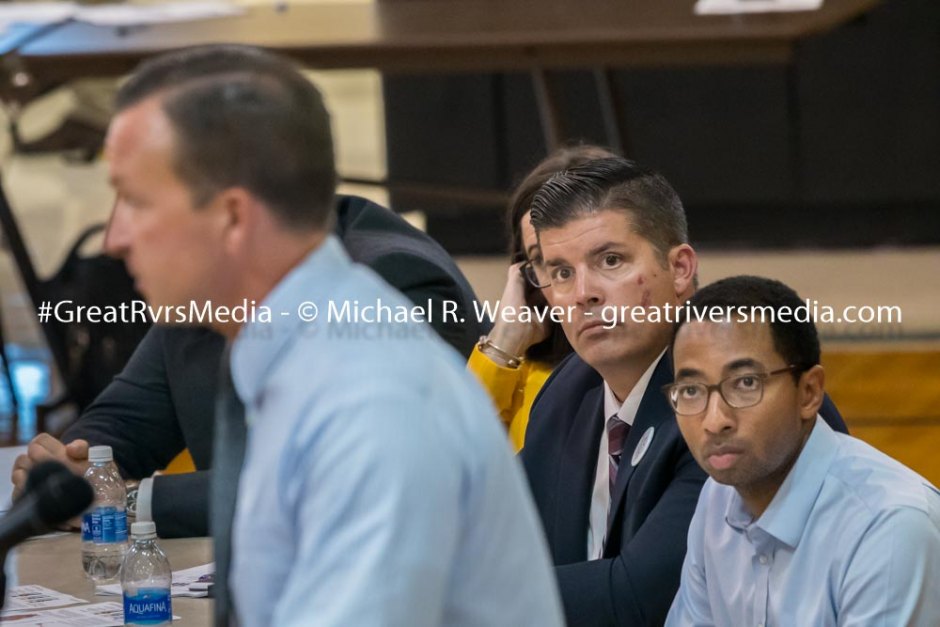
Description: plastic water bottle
xmin=122 ymin=521 xmax=172 ymax=626
xmin=81 ymin=445 xmax=128 ymax=582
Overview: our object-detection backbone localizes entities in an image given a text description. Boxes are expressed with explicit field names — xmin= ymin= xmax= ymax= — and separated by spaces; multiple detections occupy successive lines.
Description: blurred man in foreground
xmin=96 ymin=44 xmax=564 ymax=627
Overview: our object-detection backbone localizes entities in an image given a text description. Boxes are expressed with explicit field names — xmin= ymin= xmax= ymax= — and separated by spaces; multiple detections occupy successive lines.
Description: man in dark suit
xmin=12 ymin=193 xmax=484 ymax=537
xmin=520 ymin=158 xmax=847 ymax=626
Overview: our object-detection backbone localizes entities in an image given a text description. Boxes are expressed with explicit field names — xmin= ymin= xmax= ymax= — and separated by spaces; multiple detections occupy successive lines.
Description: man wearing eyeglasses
xmin=665 ymin=275 xmax=940 ymax=626
xmin=519 ymin=157 xmax=847 ymax=626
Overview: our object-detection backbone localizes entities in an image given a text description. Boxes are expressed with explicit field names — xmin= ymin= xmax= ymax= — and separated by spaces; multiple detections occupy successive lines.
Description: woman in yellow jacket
xmin=468 ymin=144 xmax=615 ymax=451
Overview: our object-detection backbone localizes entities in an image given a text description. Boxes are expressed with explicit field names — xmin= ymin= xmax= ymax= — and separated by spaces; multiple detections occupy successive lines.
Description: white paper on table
xmin=74 ymin=2 xmax=244 ymax=27
xmin=1 ymin=584 xmax=87 ymax=612
xmin=96 ymin=561 xmax=214 ymax=599
xmin=0 ymin=601 xmax=179 ymax=626
xmin=695 ymin=0 xmax=823 ymax=15
xmin=0 ymin=3 xmax=75 ymax=26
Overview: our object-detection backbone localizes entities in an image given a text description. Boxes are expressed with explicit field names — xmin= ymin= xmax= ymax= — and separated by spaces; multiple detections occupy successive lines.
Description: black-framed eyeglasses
xmin=521 ymin=261 xmax=551 ymax=289
xmin=662 ymin=365 xmax=800 ymax=416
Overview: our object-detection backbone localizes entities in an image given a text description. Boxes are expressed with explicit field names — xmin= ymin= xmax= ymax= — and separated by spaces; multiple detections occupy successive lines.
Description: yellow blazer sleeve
xmin=467 ymin=346 xmax=554 ymax=452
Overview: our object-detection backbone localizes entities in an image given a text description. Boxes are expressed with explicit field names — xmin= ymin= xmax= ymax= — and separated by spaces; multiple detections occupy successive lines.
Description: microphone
xmin=23 ymin=460 xmax=70 ymax=497
xmin=0 ymin=462 xmax=94 ymax=555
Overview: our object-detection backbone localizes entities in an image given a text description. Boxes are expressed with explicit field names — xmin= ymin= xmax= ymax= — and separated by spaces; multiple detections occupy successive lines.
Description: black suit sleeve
xmin=62 ymin=327 xmax=213 ymax=538
xmin=150 ymin=471 xmax=210 ymax=538
xmin=61 ymin=327 xmax=185 ymax=480
xmin=555 ymin=445 xmax=706 ymax=626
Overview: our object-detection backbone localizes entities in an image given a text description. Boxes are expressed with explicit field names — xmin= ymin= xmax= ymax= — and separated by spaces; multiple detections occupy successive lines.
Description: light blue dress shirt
xmin=227 ymin=236 xmax=564 ymax=627
xmin=667 ymin=416 xmax=940 ymax=627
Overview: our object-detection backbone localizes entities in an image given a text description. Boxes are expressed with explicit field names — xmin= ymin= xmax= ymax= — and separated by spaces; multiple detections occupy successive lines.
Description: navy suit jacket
xmin=521 ymin=352 xmax=847 ymax=626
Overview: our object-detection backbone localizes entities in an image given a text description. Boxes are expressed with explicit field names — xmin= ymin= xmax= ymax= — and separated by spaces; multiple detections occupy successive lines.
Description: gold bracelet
xmin=477 ymin=335 xmax=524 ymax=369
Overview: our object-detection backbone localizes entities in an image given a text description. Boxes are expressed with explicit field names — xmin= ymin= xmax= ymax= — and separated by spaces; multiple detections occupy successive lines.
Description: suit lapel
xmin=605 ymin=354 xmax=675 ymax=539
xmin=552 ymin=385 xmax=605 ymax=564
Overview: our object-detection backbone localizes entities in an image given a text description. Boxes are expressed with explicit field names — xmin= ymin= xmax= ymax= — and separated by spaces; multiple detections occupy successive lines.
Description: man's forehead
xmin=537 ymin=209 xmax=637 ymax=251
xmin=675 ymin=320 xmax=775 ymax=361
xmin=106 ymin=98 xmax=178 ymax=185
xmin=106 ymin=97 xmax=174 ymax=159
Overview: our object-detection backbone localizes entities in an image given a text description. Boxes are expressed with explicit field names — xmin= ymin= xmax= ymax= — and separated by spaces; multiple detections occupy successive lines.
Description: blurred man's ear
xmin=798 ymin=365 xmax=826 ymax=421
xmin=213 ymin=187 xmax=256 ymax=256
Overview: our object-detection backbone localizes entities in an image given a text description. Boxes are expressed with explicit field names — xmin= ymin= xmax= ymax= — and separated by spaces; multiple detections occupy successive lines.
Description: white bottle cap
xmin=131 ymin=521 xmax=157 ymax=539
xmin=88 ymin=445 xmax=113 ymax=463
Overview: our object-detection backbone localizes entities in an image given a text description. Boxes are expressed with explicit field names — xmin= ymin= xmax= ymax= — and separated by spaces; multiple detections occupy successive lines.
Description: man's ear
xmin=798 ymin=365 xmax=826 ymax=421
xmin=668 ymin=244 xmax=698 ymax=298
xmin=214 ymin=187 xmax=255 ymax=255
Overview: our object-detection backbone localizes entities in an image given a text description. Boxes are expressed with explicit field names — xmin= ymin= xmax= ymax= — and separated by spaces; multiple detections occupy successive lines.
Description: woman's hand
xmin=481 ymin=262 xmax=551 ymax=366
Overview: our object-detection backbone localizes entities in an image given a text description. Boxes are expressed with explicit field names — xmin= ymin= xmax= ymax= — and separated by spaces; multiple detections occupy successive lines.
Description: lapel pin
xmin=631 ymin=427 xmax=655 ymax=467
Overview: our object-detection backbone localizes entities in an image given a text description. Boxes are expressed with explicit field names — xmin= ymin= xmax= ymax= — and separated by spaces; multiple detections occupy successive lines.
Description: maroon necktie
xmin=607 ymin=415 xmax=630 ymax=496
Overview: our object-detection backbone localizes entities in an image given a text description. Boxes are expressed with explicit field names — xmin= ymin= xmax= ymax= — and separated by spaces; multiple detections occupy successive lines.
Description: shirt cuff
xmin=136 ymin=477 xmax=154 ymax=522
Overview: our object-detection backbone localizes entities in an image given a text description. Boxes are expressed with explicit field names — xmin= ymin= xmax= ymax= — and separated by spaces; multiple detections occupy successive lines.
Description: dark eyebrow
xmin=543 ymin=241 xmax=623 ymax=267
xmin=542 ymin=256 xmax=568 ymax=268
xmin=725 ymin=358 xmax=764 ymax=372
xmin=587 ymin=242 xmax=623 ymax=258
xmin=675 ymin=367 xmax=705 ymax=380
xmin=676 ymin=358 xmax=764 ymax=380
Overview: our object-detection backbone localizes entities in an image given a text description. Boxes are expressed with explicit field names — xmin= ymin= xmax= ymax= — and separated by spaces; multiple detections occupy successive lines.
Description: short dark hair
xmin=529 ymin=157 xmax=688 ymax=264
xmin=115 ymin=44 xmax=335 ymax=229
xmin=672 ymin=275 xmax=821 ymax=380
xmin=507 ymin=144 xmax=618 ymax=263
xmin=507 ymin=145 xmax=617 ymax=364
